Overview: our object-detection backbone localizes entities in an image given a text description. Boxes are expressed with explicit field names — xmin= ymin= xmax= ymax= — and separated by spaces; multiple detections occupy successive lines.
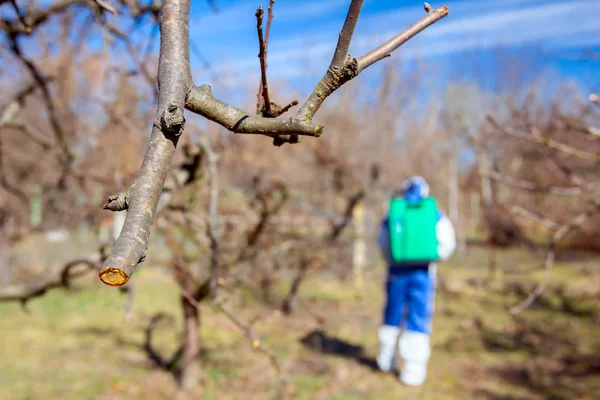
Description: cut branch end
xmin=99 ymin=267 xmax=129 ymax=286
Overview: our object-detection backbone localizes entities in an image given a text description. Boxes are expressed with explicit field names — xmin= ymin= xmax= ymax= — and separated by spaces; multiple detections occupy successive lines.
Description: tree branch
xmin=297 ymin=3 xmax=448 ymax=122
xmin=488 ymin=116 xmax=600 ymax=164
xmin=100 ymin=0 xmax=448 ymax=286
xmin=185 ymin=85 xmax=323 ymax=137
xmin=0 ymin=259 xmax=97 ymax=304
xmin=510 ymin=199 xmax=600 ymax=314
xmin=356 ymin=4 xmax=448 ymax=72
xmin=487 ymin=170 xmax=583 ymax=196
xmin=181 ymin=289 xmax=285 ymax=399
xmin=99 ymin=0 xmax=192 ymax=286
xmin=330 ymin=0 xmax=364 ymax=68
xmin=255 ymin=6 xmax=271 ymax=115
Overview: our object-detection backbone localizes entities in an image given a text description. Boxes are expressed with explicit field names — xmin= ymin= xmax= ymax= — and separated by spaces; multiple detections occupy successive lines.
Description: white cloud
xmin=217 ymin=0 xmax=600 ymax=80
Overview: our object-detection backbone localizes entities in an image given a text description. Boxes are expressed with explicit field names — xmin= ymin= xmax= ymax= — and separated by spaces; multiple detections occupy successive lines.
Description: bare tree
xmin=486 ymin=90 xmax=600 ymax=313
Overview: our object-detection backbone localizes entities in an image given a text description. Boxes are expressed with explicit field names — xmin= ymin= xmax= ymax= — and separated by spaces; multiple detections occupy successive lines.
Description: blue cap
xmin=403 ymin=176 xmax=429 ymax=204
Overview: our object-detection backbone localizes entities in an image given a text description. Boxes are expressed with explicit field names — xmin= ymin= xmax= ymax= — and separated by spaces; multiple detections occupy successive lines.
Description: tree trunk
xmin=282 ymin=261 xmax=309 ymax=315
xmin=179 ymin=294 xmax=201 ymax=392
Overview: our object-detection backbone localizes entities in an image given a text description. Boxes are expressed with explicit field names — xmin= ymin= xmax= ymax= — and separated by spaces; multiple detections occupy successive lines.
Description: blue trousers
xmin=382 ymin=265 xmax=436 ymax=334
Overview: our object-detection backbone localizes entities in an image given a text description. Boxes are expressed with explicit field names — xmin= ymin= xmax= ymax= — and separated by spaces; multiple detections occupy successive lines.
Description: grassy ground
xmin=1 ymin=243 xmax=599 ymax=400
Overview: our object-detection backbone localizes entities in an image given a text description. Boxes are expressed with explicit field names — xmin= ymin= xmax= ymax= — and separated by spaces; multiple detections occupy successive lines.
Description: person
xmin=375 ymin=176 xmax=456 ymax=386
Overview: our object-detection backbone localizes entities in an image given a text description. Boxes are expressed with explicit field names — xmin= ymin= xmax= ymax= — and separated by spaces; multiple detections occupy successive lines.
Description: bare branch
xmin=510 ymin=199 xmax=600 ymax=314
xmin=330 ymin=0 xmax=364 ymax=68
xmin=10 ymin=38 xmax=74 ymax=168
xmin=488 ymin=116 xmax=600 ymax=163
xmin=509 ymin=205 xmax=559 ymax=231
xmin=99 ymin=0 xmax=192 ymax=286
xmin=0 ymin=259 xmax=97 ymax=303
xmin=487 ymin=170 xmax=583 ymax=196
xmin=356 ymin=5 xmax=448 ymax=72
xmin=186 ymin=85 xmax=323 ymax=137
xmin=255 ymin=6 xmax=271 ymax=115
xmin=562 ymin=116 xmax=600 ymax=139
xmin=297 ymin=3 xmax=448 ymax=122
xmin=1 ymin=122 xmax=52 ymax=149
xmin=0 ymin=0 xmax=88 ymax=35
xmin=180 ymin=289 xmax=285 ymax=399
xmin=265 ymin=0 xmax=275 ymax=48
xmin=8 ymin=0 xmax=31 ymax=32
xmin=94 ymin=0 xmax=117 ymax=14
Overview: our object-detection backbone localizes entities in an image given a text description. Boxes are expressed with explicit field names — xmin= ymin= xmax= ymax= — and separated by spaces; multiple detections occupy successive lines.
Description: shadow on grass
xmin=73 ymin=313 xmax=186 ymax=381
xmin=476 ymin=312 xmax=600 ymax=400
xmin=299 ymin=329 xmax=379 ymax=371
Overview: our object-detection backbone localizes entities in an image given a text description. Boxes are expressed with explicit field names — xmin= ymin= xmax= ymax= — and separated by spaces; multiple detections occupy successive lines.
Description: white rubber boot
xmin=398 ymin=330 xmax=431 ymax=386
xmin=376 ymin=325 xmax=400 ymax=372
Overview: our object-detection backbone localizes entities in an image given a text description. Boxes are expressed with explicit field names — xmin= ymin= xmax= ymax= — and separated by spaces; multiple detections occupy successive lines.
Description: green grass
xmin=1 ymin=243 xmax=599 ymax=399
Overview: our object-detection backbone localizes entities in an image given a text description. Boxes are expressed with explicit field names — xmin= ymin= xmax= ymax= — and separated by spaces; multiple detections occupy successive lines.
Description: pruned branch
xmin=99 ymin=0 xmax=192 ymax=286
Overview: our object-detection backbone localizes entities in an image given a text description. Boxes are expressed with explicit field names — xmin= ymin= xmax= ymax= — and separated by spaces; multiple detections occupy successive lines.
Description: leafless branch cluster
xmin=98 ymin=0 xmax=448 ymax=287
xmin=486 ymin=94 xmax=600 ymax=313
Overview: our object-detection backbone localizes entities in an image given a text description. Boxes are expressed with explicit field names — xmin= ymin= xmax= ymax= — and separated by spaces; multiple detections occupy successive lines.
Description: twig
xmin=10 ymin=38 xmax=74 ymax=167
xmin=297 ymin=2 xmax=448 ymax=122
xmin=356 ymin=4 xmax=448 ymax=72
xmin=1 ymin=122 xmax=52 ymax=149
xmin=330 ymin=0 xmax=364 ymax=69
xmin=255 ymin=6 xmax=271 ymax=115
xmin=9 ymin=0 xmax=31 ymax=32
xmin=265 ymin=0 xmax=275 ymax=48
xmin=94 ymin=0 xmax=117 ymax=14
xmin=181 ymin=288 xmax=285 ymax=398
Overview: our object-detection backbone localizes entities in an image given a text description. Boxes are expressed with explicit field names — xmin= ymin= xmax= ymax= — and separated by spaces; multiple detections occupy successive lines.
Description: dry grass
xmin=1 ymin=241 xmax=599 ymax=399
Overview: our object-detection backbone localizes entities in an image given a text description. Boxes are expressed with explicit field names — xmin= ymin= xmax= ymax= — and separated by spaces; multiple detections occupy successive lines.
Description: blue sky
xmin=184 ymin=0 xmax=600 ymax=97
xmin=2 ymin=0 xmax=599 ymax=104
